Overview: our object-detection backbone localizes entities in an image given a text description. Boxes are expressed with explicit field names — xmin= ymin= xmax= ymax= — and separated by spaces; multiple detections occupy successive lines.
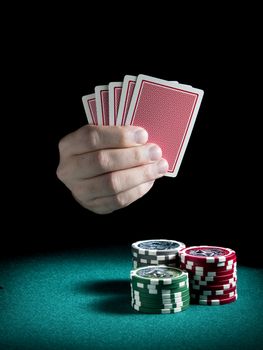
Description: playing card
xmin=82 ymin=93 xmax=98 ymax=125
xmin=95 ymin=85 xmax=109 ymax=125
xmin=109 ymin=82 xmax=122 ymax=125
xmin=125 ymin=74 xmax=204 ymax=177
xmin=116 ymin=75 xmax=137 ymax=126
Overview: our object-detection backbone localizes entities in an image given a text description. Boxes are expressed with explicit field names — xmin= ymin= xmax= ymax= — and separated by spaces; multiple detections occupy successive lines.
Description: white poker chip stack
xmin=131 ymin=239 xmax=186 ymax=269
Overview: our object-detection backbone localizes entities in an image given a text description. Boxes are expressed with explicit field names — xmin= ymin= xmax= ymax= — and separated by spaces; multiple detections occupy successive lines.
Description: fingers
xmin=58 ymin=125 xmax=148 ymax=157
xmin=63 ymin=143 xmax=162 ymax=180
xmin=70 ymin=159 xmax=168 ymax=203
xmin=76 ymin=181 xmax=155 ymax=214
xmin=57 ymin=125 xmax=168 ymax=215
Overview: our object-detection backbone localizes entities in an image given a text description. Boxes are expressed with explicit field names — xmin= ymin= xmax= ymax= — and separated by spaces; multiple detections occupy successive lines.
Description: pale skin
xmin=56 ymin=125 xmax=168 ymax=214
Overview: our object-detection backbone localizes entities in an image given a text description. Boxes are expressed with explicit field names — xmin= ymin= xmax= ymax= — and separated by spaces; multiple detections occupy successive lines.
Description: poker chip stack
xmin=131 ymin=239 xmax=186 ymax=269
xmin=179 ymin=246 xmax=238 ymax=306
xmin=130 ymin=265 xmax=190 ymax=314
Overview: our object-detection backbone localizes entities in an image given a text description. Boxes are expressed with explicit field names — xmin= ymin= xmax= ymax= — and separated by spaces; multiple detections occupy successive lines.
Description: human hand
xmin=56 ymin=125 xmax=168 ymax=214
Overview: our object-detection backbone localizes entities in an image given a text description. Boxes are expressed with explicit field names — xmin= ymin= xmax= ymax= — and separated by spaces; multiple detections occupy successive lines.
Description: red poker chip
xmin=181 ymin=251 xmax=237 ymax=264
xmin=180 ymin=264 xmax=237 ymax=277
xmin=189 ymin=285 xmax=237 ymax=296
xmin=191 ymin=290 xmax=237 ymax=300
xmin=191 ymin=272 xmax=237 ymax=282
xmin=181 ymin=256 xmax=237 ymax=269
xmin=180 ymin=261 xmax=237 ymax=272
xmin=190 ymin=276 xmax=237 ymax=286
xmin=191 ymin=281 xmax=236 ymax=291
xmin=190 ymin=269 xmax=237 ymax=278
xmin=179 ymin=246 xmax=236 ymax=264
xmin=181 ymin=268 xmax=237 ymax=278
xmin=194 ymin=294 xmax=238 ymax=305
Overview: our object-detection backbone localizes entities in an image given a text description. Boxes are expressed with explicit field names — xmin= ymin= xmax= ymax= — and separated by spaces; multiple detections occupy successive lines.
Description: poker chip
xmin=179 ymin=245 xmax=238 ymax=305
xmin=132 ymin=304 xmax=189 ymax=314
xmin=131 ymin=279 xmax=189 ymax=291
xmin=190 ymin=286 xmax=237 ymax=296
xmin=130 ymin=265 xmax=190 ymax=313
xmin=132 ymin=259 xmax=177 ymax=270
xmin=191 ymin=291 xmax=237 ymax=300
xmin=132 ymin=239 xmax=185 ymax=255
xmin=131 ymin=239 xmax=185 ymax=268
xmin=132 ymin=284 xmax=189 ymax=296
xmin=132 ymin=252 xmax=178 ymax=261
xmin=132 ymin=294 xmax=190 ymax=307
xmin=190 ymin=276 xmax=237 ymax=286
xmin=191 ymin=272 xmax=237 ymax=281
xmin=195 ymin=294 xmax=238 ymax=306
xmin=180 ymin=263 xmax=237 ymax=274
xmin=179 ymin=246 xmax=236 ymax=264
xmin=129 ymin=242 xmax=238 ymax=310
xmin=131 ymin=265 xmax=188 ymax=284
xmin=192 ymin=267 xmax=237 ymax=277
xmin=132 ymin=288 xmax=190 ymax=300
xmin=132 ymin=299 xmax=190 ymax=310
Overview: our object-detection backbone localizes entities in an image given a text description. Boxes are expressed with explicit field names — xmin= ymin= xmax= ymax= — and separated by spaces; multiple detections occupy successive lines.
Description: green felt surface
xmin=0 ymin=247 xmax=263 ymax=350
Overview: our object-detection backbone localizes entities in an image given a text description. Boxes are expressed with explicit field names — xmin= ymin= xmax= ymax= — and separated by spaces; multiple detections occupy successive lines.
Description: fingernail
xmin=149 ymin=145 xmax=162 ymax=161
xmin=157 ymin=159 xmax=169 ymax=174
xmin=134 ymin=129 xmax=148 ymax=144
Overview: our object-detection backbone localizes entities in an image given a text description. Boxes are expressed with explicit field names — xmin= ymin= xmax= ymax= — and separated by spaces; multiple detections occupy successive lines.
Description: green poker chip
xmin=131 ymin=303 xmax=189 ymax=314
xmin=132 ymin=292 xmax=190 ymax=301
xmin=131 ymin=286 xmax=189 ymax=297
xmin=131 ymin=266 xmax=188 ymax=284
xmin=131 ymin=300 xmax=190 ymax=309
xmin=131 ymin=276 xmax=188 ymax=288
xmin=131 ymin=295 xmax=190 ymax=307
xmin=131 ymin=289 xmax=190 ymax=299
xmin=130 ymin=248 xmax=190 ymax=314
xmin=131 ymin=280 xmax=189 ymax=291
xmin=131 ymin=287 xmax=190 ymax=298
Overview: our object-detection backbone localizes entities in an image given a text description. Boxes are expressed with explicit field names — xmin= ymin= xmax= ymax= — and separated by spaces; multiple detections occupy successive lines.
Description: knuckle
xmin=71 ymin=182 xmax=80 ymax=197
xmin=133 ymin=147 xmax=143 ymax=163
xmin=96 ymin=150 xmax=110 ymax=172
xmin=138 ymin=181 xmax=153 ymax=198
xmin=56 ymin=165 xmax=63 ymax=180
xmin=87 ymin=128 xmax=100 ymax=149
xmin=56 ymin=163 xmax=68 ymax=181
xmin=106 ymin=172 xmax=121 ymax=194
xmin=87 ymin=198 xmax=116 ymax=215
xmin=71 ymin=182 xmax=85 ymax=199
xmin=118 ymin=127 xmax=128 ymax=145
xmin=58 ymin=137 xmax=68 ymax=154
xmin=142 ymin=164 xmax=155 ymax=181
xmin=94 ymin=207 xmax=114 ymax=215
xmin=136 ymin=184 xmax=146 ymax=198
xmin=114 ymin=193 xmax=127 ymax=208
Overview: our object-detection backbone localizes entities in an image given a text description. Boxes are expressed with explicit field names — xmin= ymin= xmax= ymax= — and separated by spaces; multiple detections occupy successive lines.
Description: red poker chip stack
xmin=179 ymin=246 xmax=237 ymax=306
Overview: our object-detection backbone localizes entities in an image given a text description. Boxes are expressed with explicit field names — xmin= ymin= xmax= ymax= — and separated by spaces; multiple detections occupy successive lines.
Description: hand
xmin=56 ymin=125 xmax=168 ymax=214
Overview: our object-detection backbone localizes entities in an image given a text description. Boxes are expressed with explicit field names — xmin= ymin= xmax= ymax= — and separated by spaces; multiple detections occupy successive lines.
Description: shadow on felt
xmin=73 ymin=279 xmax=135 ymax=315
xmin=90 ymin=294 xmax=134 ymax=315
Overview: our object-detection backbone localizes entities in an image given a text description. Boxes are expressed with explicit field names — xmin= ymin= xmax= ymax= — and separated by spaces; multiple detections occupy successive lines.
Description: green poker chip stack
xmin=130 ymin=265 xmax=190 ymax=314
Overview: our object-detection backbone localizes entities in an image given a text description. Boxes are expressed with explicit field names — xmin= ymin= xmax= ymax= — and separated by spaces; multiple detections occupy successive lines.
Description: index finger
xmin=58 ymin=125 xmax=149 ymax=157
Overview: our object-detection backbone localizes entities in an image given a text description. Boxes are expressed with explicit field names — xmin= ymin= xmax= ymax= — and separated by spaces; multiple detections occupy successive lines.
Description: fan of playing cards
xmin=82 ymin=74 xmax=204 ymax=177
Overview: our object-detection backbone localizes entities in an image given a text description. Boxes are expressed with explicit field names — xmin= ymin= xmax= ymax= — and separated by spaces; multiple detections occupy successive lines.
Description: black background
xmin=2 ymin=6 xmax=261 ymax=265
